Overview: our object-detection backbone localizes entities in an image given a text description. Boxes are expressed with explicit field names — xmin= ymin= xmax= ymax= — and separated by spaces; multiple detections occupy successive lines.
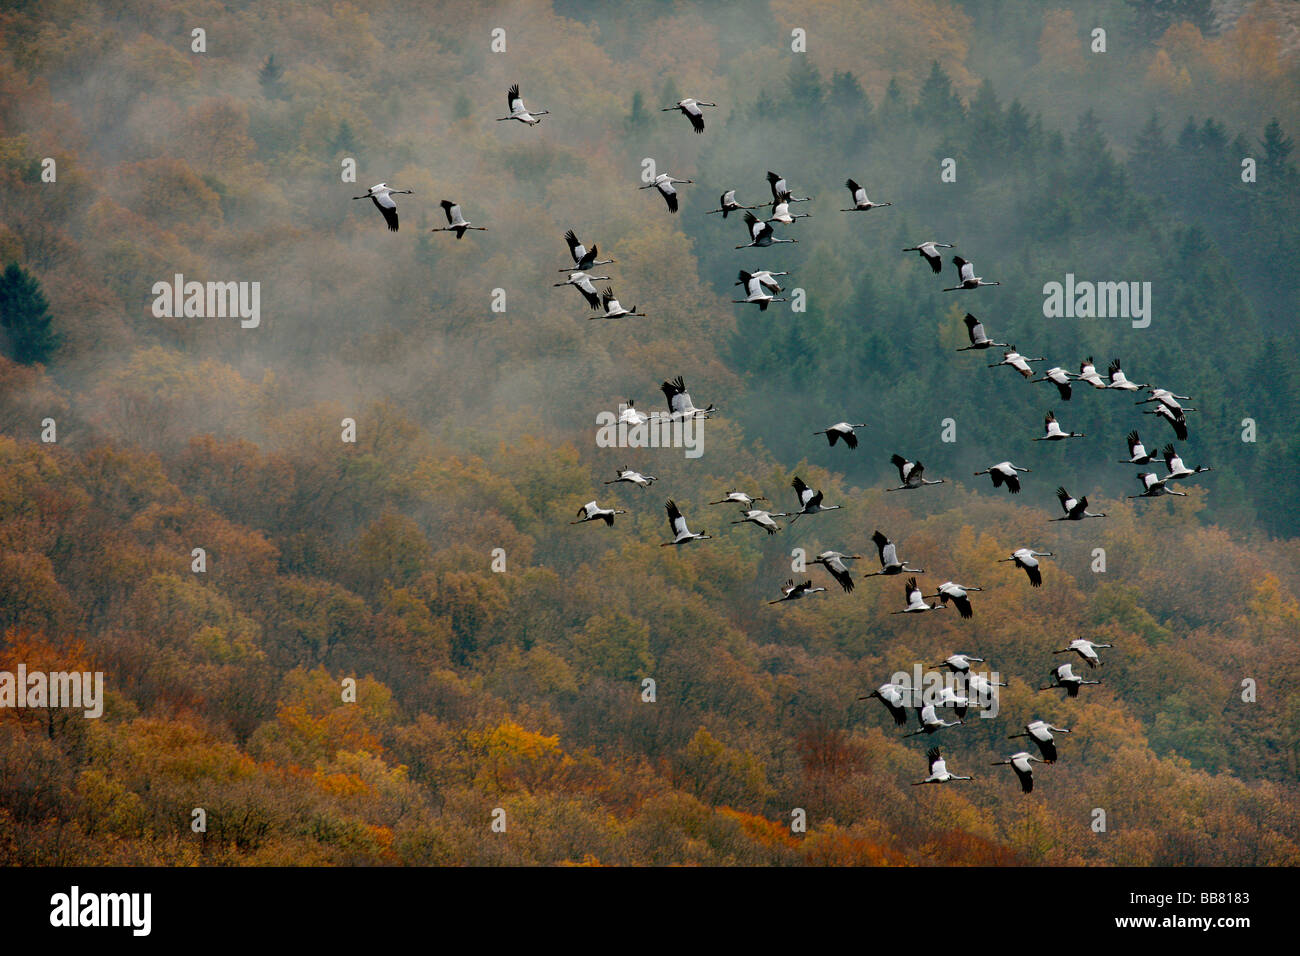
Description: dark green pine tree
xmin=624 ymin=90 xmax=648 ymax=133
xmin=1002 ymin=98 xmax=1033 ymax=158
xmin=258 ymin=54 xmax=285 ymax=99
xmin=966 ymin=77 xmax=1003 ymax=165
xmin=879 ymin=76 xmax=907 ymax=125
xmin=786 ymin=57 xmax=824 ymax=108
xmin=0 ymin=262 xmax=61 ymax=365
xmin=331 ymin=119 xmax=356 ymax=154
xmin=1260 ymin=118 xmax=1294 ymax=175
xmin=1131 ymin=113 xmax=1167 ymax=169
xmin=914 ymin=61 xmax=963 ymax=125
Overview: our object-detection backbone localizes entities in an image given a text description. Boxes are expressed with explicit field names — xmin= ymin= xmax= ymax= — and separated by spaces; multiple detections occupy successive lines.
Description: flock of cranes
xmin=353 ymin=83 xmax=1212 ymax=797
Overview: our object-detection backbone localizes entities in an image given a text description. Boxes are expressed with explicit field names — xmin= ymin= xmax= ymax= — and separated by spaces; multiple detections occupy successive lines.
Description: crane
xmin=662 ymin=97 xmax=716 ymax=133
xmin=769 ymin=579 xmax=827 ymax=604
xmin=497 ymin=83 xmax=548 ymax=125
xmin=867 ymin=530 xmax=924 ymax=576
xmin=661 ymin=499 xmax=711 ymax=546
xmin=1053 ymin=486 xmax=1106 ymax=520
xmin=353 ymin=183 xmax=412 ymax=232
xmin=992 ymin=751 xmax=1045 ymax=793
xmin=641 ymin=173 xmax=692 ymax=213
xmin=904 ymin=241 xmax=955 ymax=274
xmin=814 ymin=422 xmax=868 ymax=449
xmin=912 ymin=747 xmax=973 ymax=785
xmin=943 ymin=255 xmax=1000 ymax=290
xmin=788 ymin=475 xmax=841 ymax=522
xmin=841 ymin=178 xmax=892 ymax=211
xmin=956 ymin=313 xmax=1009 ymax=351
xmin=431 ymin=200 xmax=487 ymax=239
xmin=1000 ymin=548 xmax=1053 ymax=587
xmin=974 ymin=461 xmax=1030 ymax=494
xmin=1008 ymin=721 xmax=1070 ymax=763
xmin=570 ymin=501 xmax=627 ymax=526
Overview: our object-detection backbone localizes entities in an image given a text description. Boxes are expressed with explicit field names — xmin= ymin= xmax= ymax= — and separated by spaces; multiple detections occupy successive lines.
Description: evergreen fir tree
xmin=0 ymin=262 xmax=61 ymax=366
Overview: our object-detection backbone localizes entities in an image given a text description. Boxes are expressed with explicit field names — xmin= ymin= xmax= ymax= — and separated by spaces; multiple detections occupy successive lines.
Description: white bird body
xmin=1036 ymin=411 xmax=1084 ymax=441
xmin=1137 ymin=388 xmax=1195 ymax=414
xmin=814 ymin=421 xmax=867 ymax=449
xmin=1162 ymin=444 xmax=1211 ymax=480
xmin=767 ymin=193 xmax=812 ymax=224
xmin=711 ymin=490 xmax=767 ymax=507
xmin=641 ymin=173 xmax=692 ymax=214
xmin=661 ymin=375 xmax=713 ymax=420
xmin=933 ymin=653 xmax=984 ymax=674
xmin=943 ymin=255 xmax=1000 ymax=291
xmin=605 ymin=467 xmax=657 ymax=488
xmin=738 ymin=267 xmax=785 ymax=293
xmin=617 ymin=400 xmax=648 ymax=426
xmin=974 ymin=460 xmax=1030 ymax=494
xmin=956 ymin=313 xmax=1007 ymax=350
xmin=733 ymin=271 xmax=788 ymax=310
xmin=894 ymin=576 xmax=944 ymax=614
xmin=736 ymin=211 xmax=797 ymax=249
xmin=1119 ymin=430 xmax=1154 ymax=464
xmin=1039 ymin=662 xmax=1102 ymax=697
xmin=1107 ymin=359 xmax=1148 ymax=391
xmin=766 ymin=171 xmax=811 ymax=204
xmin=989 ymin=349 xmax=1044 ymax=378
xmin=926 ymin=581 xmax=982 ymax=619
xmin=788 ymin=475 xmax=841 ymax=522
xmin=731 ymin=508 xmax=787 ymax=535
xmin=913 ymin=746 xmax=972 ymax=784
xmin=570 ymin=500 xmax=627 ymax=526
xmin=903 ymin=241 xmax=954 ymax=274
xmin=432 ymin=200 xmax=487 ymax=239
xmin=992 ymin=751 xmax=1044 ymax=792
xmin=662 ymin=498 xmax=711 ymax=546
xmin=497 ymin=83 xmax=548 ymax=125
xmin=859 ymin=682 xmax=911 ymax=727
xmin=1053 ymin=638 xmax=1112 ymax=669
xmin=555 ymin=271 xmax=612 ymax=309
xmin=868 ymin=530 xmax=923 ymax=576
xmin=967 ymin=671 xmax=1007 ymax=702
xmin=662 ymin=97 xmax=716 ymax=133
xmin=905 ymin=703 xmax=961 ymax=735
xmin=841 ymin=178 xmax=892 ymax=211
xmin=707 ymin=189 xmax=758 ymax=218
xmin=1000 ymin=548 xmax=1053 ymax=587
xmin=812 ymin=550 xmax=862 ymax=593
xmin=1129 ymin=471 xmax=1187 ymax=498
xmin=560 ymin=230 xmax=615 ymax=271
xmin=888 ymin=454 xmax=944 ymax=490
xmin=769 ymin=578 xmax=827 ymax=604
xmin=1054 ymin=486 xmax=1107 ymax=519
xmin=589 ymin=286 xmax=646 ymax=319
xmin=1076 ymin=357 xmax=1108 ymax=389
xmin=1008 ymin=720 xmax=1071 ymax=763
xmin=352 ymin=182 xmax=412 ymax=232
xmin=1032 ymin=366 xmax=1074 ymax=401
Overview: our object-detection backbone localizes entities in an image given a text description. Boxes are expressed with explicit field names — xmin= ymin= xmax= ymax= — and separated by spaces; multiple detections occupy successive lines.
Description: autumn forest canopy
xmin=0 ymin=0 xmax=1298 ymax=866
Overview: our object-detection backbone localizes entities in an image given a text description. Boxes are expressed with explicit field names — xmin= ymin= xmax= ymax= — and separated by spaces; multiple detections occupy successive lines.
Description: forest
xmin=0 ymin=0 xmax=1298 ymax=865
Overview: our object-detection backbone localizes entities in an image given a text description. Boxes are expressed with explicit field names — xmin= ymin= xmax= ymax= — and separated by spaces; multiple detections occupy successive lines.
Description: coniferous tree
xmin=258 ymin=54 xmax=285 ymax=99
xmin=0 ymin=262 xmax=60 ymax=366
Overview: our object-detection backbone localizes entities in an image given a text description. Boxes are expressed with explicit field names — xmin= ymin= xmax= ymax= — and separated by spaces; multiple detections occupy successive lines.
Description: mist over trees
xmin=0 ymin=0 xmax=1297 ymax=865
